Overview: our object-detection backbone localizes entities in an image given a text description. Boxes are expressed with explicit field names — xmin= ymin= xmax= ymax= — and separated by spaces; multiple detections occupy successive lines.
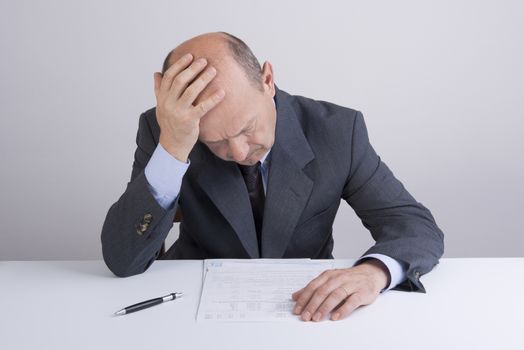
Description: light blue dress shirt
xmin=144 ymin=143 xmax=407 ymax=291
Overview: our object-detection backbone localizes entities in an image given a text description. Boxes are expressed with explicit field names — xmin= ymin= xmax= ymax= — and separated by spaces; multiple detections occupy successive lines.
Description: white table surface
xmin=1 ymin=258 xmax=523 ymax=350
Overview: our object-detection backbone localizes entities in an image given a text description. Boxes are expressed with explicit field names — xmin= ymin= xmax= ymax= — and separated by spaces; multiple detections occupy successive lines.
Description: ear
xmin=261 ymin=61 xmax=275 ymax=97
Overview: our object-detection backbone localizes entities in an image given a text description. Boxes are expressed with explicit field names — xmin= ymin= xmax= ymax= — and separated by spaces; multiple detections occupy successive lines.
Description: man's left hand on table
xmin=291 ymin=259 xmax=390 ymax=321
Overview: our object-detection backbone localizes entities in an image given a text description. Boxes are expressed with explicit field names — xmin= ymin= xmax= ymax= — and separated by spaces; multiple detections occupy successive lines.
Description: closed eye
xmin=203 ymin=116 xmax=257 ymax=144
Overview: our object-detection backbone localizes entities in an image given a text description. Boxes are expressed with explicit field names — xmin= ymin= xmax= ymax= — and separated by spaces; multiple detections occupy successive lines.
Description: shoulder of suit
xmin=137 ymin=107 xmax=160 ymax=135
xmin=131 ymin=107 xmax=161 ymax=149
xmin=284 ymin=91 xmax=362 ymax=134
xmin=141 ymin=107 xmax=157 ymax=123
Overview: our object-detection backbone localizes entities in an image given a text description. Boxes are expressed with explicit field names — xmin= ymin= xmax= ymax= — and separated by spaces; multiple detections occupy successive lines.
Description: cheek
xmin=251 ymin=130 xmax=271 ymax=149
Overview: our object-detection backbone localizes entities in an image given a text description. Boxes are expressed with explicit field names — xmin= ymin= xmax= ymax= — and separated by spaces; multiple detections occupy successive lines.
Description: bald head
xmin=162 ymin=32 xmax=263 ymax=93
xmin=156 ymin=32 xmax=277 ymax=166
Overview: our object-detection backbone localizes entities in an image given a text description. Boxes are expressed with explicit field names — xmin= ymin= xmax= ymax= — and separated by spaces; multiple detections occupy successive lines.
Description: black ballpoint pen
xmin=114 ymin=292 xmax=184 ymax=316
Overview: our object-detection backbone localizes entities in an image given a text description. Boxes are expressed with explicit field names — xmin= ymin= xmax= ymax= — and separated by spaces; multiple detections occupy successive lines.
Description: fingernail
xmin=332 ymin=313 xmax=340 ymax=321
xmin=293 ymin=305 xmax=302 ymax=314
xmin=216 ymin=89 xmax=225 ymax=98
xmin=301 ymin=311 xmax=311 ymax=321
xmin=313 ymin=312 xmax=322 ymax=321
xmin=183 ymin=53 xmax=192 ymax=61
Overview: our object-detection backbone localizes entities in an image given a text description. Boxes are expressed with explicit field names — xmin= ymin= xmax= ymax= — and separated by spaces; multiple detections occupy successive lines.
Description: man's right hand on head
xmin=153 ymin=53 xmax=226 ymax=163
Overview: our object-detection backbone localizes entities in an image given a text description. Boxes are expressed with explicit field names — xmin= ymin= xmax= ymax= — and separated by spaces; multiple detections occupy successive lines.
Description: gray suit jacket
xmin=101 ymin=86 xmax=444 ymax=292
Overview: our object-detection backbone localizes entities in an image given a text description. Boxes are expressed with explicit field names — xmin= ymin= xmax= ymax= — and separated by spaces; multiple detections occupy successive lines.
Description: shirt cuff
xmin=144 ymin=143 xmax=190 ymax=210
xmin=354 ymin=253 xmax=407 ymax=291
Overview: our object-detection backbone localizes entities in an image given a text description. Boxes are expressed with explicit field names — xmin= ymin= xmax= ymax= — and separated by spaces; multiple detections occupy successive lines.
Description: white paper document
xmin=196 ymin=259 xmax=335 ymax=322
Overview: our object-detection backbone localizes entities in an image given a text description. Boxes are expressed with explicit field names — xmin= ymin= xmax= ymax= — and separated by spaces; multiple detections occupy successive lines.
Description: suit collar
xmin=271 ymin=86 xmax=315 ymax=168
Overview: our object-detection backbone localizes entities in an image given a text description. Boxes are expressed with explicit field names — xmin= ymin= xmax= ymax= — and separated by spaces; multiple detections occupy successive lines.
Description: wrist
xmin=357 ymin=259 xmax=390 ymax=291
xmin=159 ymin=137 xmax=190 ymax=163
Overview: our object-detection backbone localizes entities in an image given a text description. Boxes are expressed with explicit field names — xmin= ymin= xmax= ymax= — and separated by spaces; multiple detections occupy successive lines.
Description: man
xmin=101 ymin=32 xmax=444 ymax=322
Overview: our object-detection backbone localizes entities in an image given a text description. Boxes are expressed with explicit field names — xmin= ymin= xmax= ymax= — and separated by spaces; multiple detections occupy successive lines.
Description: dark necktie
xmin=238 ymin=162 xmax=265 ymax=253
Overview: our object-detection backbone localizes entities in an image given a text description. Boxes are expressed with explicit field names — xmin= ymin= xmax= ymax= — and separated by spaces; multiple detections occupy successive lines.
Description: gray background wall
xmin=1 ymin=0 xmax=523 ymax=260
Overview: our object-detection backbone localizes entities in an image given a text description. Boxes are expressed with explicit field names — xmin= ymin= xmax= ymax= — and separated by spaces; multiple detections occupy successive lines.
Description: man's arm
xmin=101 ymin=53 xmax=226 ymax=277
xmin=291 ymin=110 xmax=444 ymax=321
xmin=101 ymin=114 xmax=180 ymax=277
xmin=343 ymin=111 xmax=444 ymax=291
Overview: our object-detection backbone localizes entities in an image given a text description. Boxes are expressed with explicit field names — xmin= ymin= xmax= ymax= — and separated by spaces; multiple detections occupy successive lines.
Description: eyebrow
xmin=203 ymin=116 xmax=256 ymax=144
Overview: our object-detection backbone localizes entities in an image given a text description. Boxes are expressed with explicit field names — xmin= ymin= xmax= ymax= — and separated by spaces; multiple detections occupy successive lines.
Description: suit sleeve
xmin=101 ymin=112 xmax=179 ymax=277
xmin=342 ymin=111 xmax=444 ymax=292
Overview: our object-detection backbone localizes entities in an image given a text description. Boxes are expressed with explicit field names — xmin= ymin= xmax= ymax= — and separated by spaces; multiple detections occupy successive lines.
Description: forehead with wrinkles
xmin=162 ymin=33 xmax=260 ymax=142
xmin=166 ymin=39 xmax=249 ymax=106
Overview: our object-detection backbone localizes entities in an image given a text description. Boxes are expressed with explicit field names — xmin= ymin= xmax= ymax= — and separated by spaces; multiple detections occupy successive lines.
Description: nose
xmin=227 ymin=137 xmax=249 ymax=162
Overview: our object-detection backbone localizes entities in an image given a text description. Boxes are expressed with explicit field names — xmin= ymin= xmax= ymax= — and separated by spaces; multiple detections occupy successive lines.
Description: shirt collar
xmin=260 ymin=148 xmax=271 ymax=168
xmin=259 ymin=96 xmax=276 ymax=168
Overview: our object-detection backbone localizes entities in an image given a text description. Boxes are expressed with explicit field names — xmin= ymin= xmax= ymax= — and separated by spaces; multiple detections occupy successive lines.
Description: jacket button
xmin=143 ymin=213 xmax=153 ymax=224
xmin=136 ymin=223 xmax=149 ymax=235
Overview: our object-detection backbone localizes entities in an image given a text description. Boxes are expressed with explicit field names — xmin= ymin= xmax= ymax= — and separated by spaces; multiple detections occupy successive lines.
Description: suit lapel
xmin=195 ymin=149 xmax=260 ymax=258
xmin=261 ymin=87 xmax=315 ymax=258
xmin=191 ymin=87 xmax=314 ymax=259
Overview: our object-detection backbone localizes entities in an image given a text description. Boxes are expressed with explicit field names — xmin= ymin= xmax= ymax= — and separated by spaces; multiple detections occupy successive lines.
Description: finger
xmin=159 ymin=53 xmax=193 ymax=94
xmin=331 ymin=292 xmax=368 ymax=321
xmin=179 ymin=66 xmax=217 ymax=108
xmin=190 ymin=89 xmax=226 ymax=119
xmin=169 ymin=57 xmax=209 ymax=99
xmin=311 ymin=286 xmax=352 ymax=322
xmin=291 ymin=288 xmax=304 ymax=301
xmin=299 ymin=277 xmax=348 ymax=321
xmin=292 ymin=271 xmax=332 ymax=316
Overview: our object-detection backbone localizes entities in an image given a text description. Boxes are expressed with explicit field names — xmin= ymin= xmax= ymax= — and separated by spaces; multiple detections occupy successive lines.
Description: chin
xmin=247 ymin=148 xmax=266 ymax=163
xmin=238 ymin=158 xmax=258 ymax=166
xmin=224 ymin=147 xmax=267 ymax=165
